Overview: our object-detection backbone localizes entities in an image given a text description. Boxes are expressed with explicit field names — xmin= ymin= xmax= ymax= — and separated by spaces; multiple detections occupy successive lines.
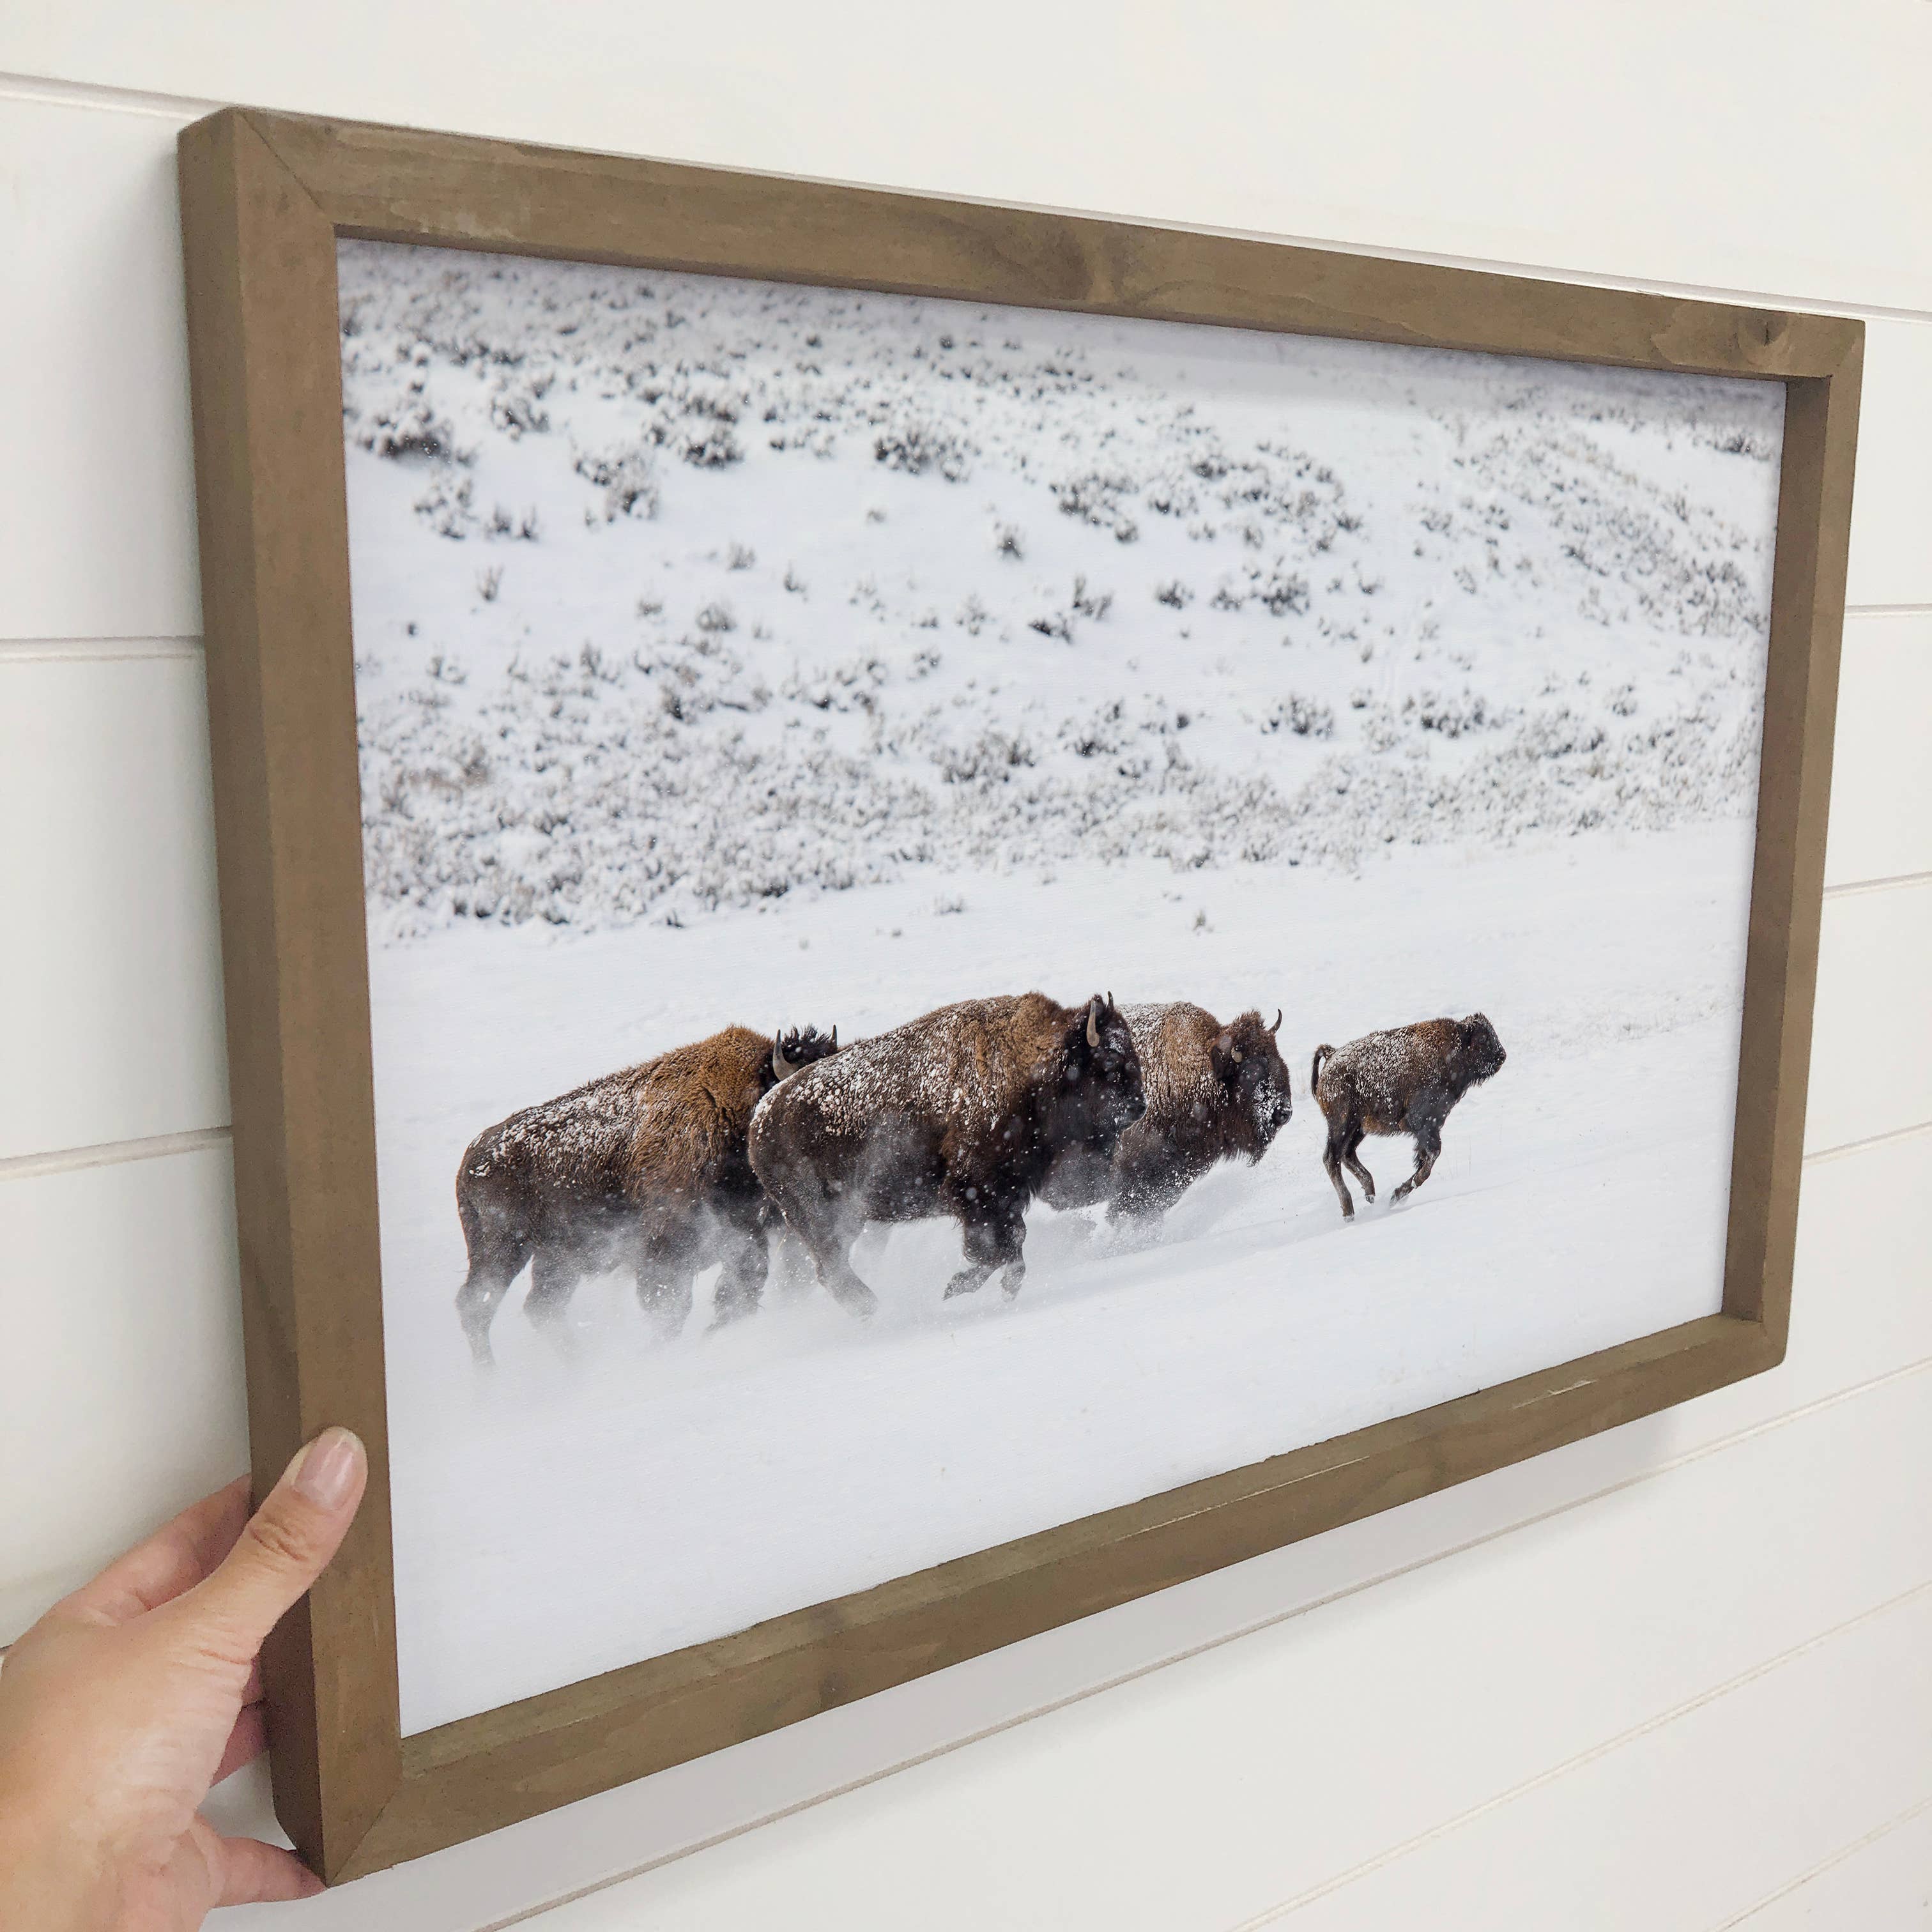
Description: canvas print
xmin=337 ymin=240 xmax=1784 ymax=1735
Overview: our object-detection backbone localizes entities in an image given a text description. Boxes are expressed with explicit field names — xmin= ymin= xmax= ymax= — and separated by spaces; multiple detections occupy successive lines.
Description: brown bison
xmin=1041 ymin=1002 xmax=1294 ymax=1227
xmin=1310 ymin=1014 xmax=1506 ymax=1220
xmin=748 ymin=993 xmax=1144 ymax=1315
xmin=454 ymin=1023 xmax=839 ymax=1361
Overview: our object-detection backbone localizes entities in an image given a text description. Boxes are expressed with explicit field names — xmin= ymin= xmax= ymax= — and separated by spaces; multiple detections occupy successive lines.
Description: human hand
xmin=0 ymin=1429 xmax=367 ymax=1929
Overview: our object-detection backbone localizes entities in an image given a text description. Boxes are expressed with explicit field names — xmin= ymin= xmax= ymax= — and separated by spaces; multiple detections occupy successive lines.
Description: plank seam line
xmin=1706 ymin=1791 xmax=1932 ymax=1931
xmin=0 ymin=70 xmax=213 ymax=121
xmin=1224 ymin=1575 xmax=1932 ymax=1930
xmin=1821 ymin=868 xmax=1932 ymax=901
xmin=0 ymin=637 xmax=203 ymax=663
xmin=466 ymin=1353 xmax=1932 ymax=1931
xmin=1804 ymin=1116 xmax=1932 ymax=1167
xmin=0 ymin=1127 xmax=230 ymax=1183
xmin=1844 ymin=602 xmax=1932 ymax=618
xmin=1 ymin=68 xmax=1929 ymax=328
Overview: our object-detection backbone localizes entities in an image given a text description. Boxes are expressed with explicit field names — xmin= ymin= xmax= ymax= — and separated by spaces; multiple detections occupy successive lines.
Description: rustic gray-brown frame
xmin=177 ymin=105 xmax=1860 ymax=1882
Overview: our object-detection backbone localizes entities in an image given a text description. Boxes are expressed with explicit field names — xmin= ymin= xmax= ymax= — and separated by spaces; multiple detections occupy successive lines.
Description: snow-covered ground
xmin=336 ymin=242 xmax=1782 ymax=1735
xmin=372 ymin=823 xmax=1751 ymax=1733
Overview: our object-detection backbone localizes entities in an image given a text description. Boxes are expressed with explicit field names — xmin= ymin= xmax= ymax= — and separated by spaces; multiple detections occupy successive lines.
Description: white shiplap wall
xmin=2 ymin=6 xmax=1928 ymax=1924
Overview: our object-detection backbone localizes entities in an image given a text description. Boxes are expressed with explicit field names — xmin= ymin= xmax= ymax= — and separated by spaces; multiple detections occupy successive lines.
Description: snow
xmin=372 ymin=823 xmax=1751 ymax=1734
xmin=334 ymin=241 xmax=1781 ymax=1736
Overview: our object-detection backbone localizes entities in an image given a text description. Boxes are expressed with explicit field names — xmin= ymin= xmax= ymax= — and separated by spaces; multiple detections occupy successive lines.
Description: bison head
xmin=1450 ymin=1012 xmax=1507 ymax=1091
xmin=768 ymin=1023 xmax=841 ymax=1088
xmin=1055 ymin=992 xmax=1146 ymax=1153
xmin=1211 ymin=1008 xmax=1294 ymax=1156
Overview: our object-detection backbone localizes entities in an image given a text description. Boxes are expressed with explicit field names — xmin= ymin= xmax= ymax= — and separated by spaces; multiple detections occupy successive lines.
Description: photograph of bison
xmin=1312 ymin=1015 xmax=1508 ymax=1220
xmin=341 ymin=240 xmax=1781 ymax=1732
xmin=751 ymin=993 xmax=1144 ymax=1314
xmin=1040 ymin=1003 xmax=1296 ymax=1230
xmin=453 ymin=1023 xmax=838 ymax=1360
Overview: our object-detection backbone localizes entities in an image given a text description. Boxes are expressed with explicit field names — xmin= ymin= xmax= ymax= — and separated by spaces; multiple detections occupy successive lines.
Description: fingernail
xmin=292 ymin=1427 xmax=364 ymax=1510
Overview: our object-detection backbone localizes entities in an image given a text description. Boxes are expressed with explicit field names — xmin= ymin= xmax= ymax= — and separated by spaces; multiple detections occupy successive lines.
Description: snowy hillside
xmin=339 ymin=241 xmax=1782 ymax=936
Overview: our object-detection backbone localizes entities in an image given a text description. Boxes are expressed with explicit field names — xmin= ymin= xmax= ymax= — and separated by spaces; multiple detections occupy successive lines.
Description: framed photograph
xmin=178 ymin=107 xmax=1860 ymax=1882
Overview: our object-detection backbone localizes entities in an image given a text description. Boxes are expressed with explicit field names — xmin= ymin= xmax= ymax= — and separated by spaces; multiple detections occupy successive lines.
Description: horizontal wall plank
xmin=1272 ymin=1570 xmax=1932 ymax=1929
xmin=465 ymin=1365 xmax=1932 ymax=1932
xmin=1804 ymin=882 xmax=1932 ymax=1155
xmin=1735 ymin=1799 xmax=1932 ymax=1929
xmin=1845 ymin=319 xmax=1932 ymax=610
xmin=0 ymin=93 xmax=201 ymax=640
xmin=0 ymin=1144 xmax=247 ymax=1644
xmin=210 ymin=1130 xmax=1932 ymax=1931
xmin=1823 ymin=613 xmax=1932 ymax=889
xmin=6 ymin=3 xmax=1932 ymax=316
xmin=0 ymin=653 xmax=228 ymax=1160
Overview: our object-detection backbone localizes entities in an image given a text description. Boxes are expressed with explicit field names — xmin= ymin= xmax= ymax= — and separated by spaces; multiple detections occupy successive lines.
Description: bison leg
xmin=1321 ymin=1124 xmax=1356 ymax=1220
xmin=1342 ymin=1126 xmax=1377 ymax=1204
xmin=634 ymin=1220 xmax=702 ymax=1341
xmin=1391 ymin=1123 xmax=1443 ymax=1204
xmin=709 ymin=1218 xmax=771 ymax=1331
xmin=944 ymin=1199 xmax=1027 ymax=1301
xmin=755 ymin=1156 xmax=879 ymax=1321
xmin=785 ymin=1197 xmax=880 ymax=1320
xmin=523 ymin=1248 xmax=586 ymax=1342
xmin=456 ymin=1243 xmax=527 ymax=1366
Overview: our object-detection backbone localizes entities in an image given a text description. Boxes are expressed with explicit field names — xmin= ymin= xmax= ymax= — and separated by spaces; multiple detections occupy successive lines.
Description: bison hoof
xmin=1000 ymin=1269 xmax=1026 ymax=1300
xmin=943 ymin=1271 xmax=987 ymax=1300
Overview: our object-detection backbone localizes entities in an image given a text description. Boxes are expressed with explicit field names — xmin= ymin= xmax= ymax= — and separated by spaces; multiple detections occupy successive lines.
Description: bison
xmin=748 ymin=992 xmax=1144 ymax=1315
xmin=1041 ymin=1002 xmax=1294 ymax=1228
xmin=1310 ymin=1013 xmax=1506 ymax=1220
xmin=454 ymin=1023 xmax=839 ymax=1361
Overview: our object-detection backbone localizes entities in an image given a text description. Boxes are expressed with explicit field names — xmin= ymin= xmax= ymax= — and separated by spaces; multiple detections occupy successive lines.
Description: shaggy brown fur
xmin=455 ymin=1023 xmax=838 ymax=1360
xmin=1041 ymin=1003 xmax=1293 ymax=1225
xmin=749 ymin=993 xmax=1144 ymax=1315
xmin=1310 ymin=1013 xmax=1506 ymax=1219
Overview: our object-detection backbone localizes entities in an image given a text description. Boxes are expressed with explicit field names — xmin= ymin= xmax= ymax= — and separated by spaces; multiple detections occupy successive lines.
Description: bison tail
xmin=1310 ymin=1043 xmax=1333 ymax=1096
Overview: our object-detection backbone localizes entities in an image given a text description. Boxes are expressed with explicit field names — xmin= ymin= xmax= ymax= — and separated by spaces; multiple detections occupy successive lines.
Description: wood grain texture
xmin=248 ymin=111 xmax=1860 ymax=381
xmin=177 ymin=109 xmax=402 ymax=1872
xmin=173 ymin=103 xmax=1857 ymax=1883
xmin=1724 ymin=349 xmax=1862 ymax=1355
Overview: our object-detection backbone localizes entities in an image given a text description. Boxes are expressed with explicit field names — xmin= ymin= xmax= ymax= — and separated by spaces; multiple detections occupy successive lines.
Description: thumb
xmin=182 ymin=1429 xmax=367 ymax=1656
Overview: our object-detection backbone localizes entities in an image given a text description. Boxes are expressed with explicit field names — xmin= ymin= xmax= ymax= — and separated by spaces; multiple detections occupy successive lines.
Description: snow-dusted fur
xmin=1041 ymin=1002 xmax=1294 ymax=1227
xmin=749 ymin=993 xmax=1144 ymax=1312
xmin=1311 ymin=1015 xmax=1508 ymax=1218
xmin=454 ymin=1022 xmax=838 ymax=1357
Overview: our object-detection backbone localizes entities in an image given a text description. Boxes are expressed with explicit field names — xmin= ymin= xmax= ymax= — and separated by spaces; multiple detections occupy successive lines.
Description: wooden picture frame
xmin=176 ymin=105 xmax=1860 ymax=1883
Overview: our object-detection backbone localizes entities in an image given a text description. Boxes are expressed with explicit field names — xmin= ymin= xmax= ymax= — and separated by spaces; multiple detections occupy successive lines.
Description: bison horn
xmin=829 ymin=1025 xmax=838 ymax=1049
xmin=1087 ymin=996 xmax=1103 ymax=1048
xmin=1269 ymin=1009 xmax=1282 ymax=1036
xmin=770 ymin=1032 xmax=790 ymax=1079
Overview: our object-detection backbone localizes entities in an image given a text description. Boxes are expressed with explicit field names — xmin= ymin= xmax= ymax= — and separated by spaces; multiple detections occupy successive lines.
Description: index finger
xmin=55 ymin=1476 xmax=253 ymax=1628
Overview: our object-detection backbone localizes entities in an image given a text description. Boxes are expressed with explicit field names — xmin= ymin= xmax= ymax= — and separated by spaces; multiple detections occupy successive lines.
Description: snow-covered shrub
xmin=413 ymin=473 xmax=475 ymax=539
xmin=872 ymin=415 xmax=970 ymax=480
xmin=1407 ymin=689 xmax=1501 ymax=738
xmin=574 ymin=445 xmax=660 ymax=521
xmin=489 ymin=371 xmax=552 ymax=438
xmin=1262 ymin=694 xmax=1335 ymax=739
xmin=1050 ymin=471 xmax=1138 ymax=543
xmin=1153 ymin=579 xmax=1193 ymax=610
xmin=1071 ymin=576 xmax=1112 ymax=621
xmin=357 ymin=384 xmax=456 ymax=460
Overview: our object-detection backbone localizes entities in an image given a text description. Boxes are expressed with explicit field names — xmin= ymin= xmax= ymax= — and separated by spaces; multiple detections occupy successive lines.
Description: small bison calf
xmin=1041 ymin=1003 xmax=1294 ymax=1228
xmin=455 ymin=1023 xmax=838 ymax=1361
xmin=1310 ymin=1014 xmax=1506 ymax=1220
